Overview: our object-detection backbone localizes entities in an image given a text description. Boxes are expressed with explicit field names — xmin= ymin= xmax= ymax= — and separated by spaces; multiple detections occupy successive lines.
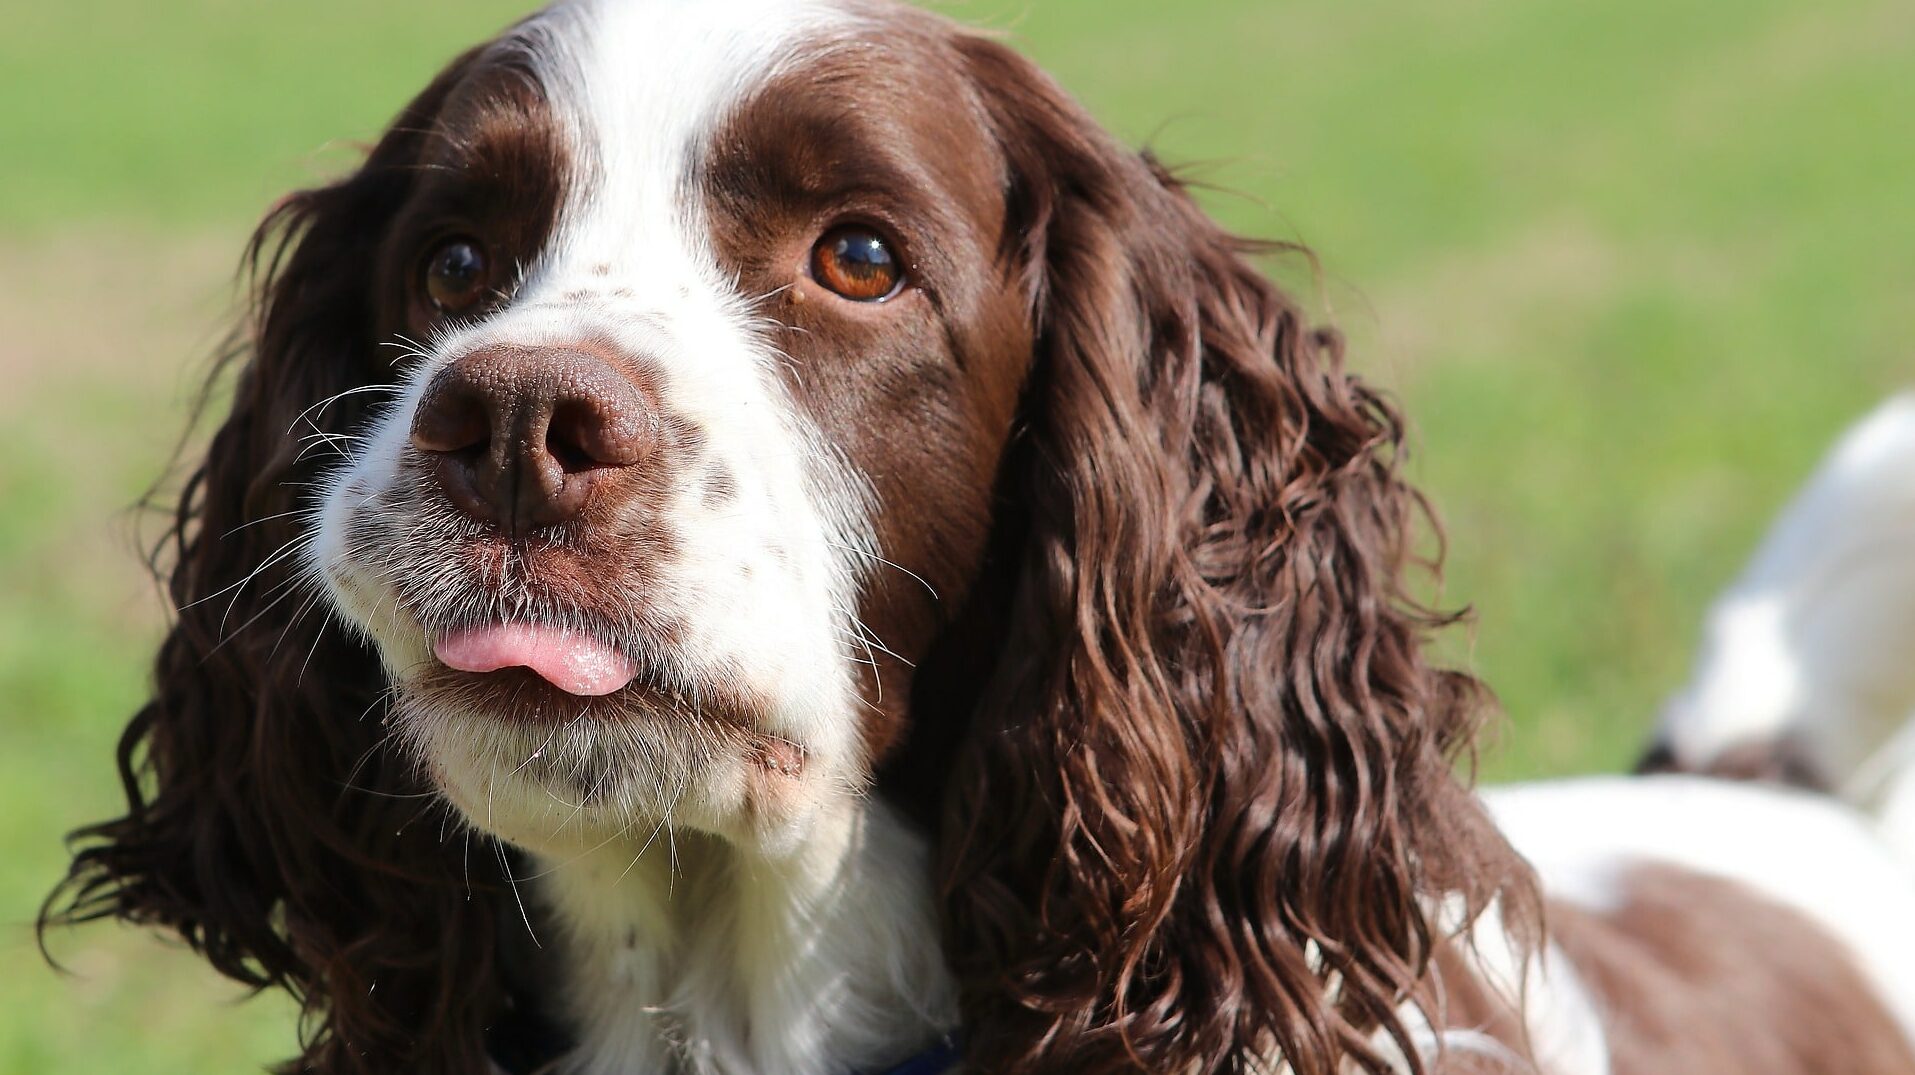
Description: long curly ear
xmin=937 ymin=39 xmax=1533 ymax=1075
xmin=42 ymin=50 xmax=519 ymax=1074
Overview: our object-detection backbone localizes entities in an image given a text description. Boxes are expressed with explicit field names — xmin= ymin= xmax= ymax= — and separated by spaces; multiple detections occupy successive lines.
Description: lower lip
xmin=421 ymin=668 xmax=806 ymax=779
xmin=423 ymin=666 xmax=647 ymax=724
xmin=418 ymin=663 xmax=745 ymax=730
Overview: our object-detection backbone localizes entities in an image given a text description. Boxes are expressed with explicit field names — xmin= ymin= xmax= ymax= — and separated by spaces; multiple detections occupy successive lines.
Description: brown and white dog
xmin=46 ymin=2 xmax=1915 ymax=1073
xmin=1644 ymin=396 xmax=1915 ymax=829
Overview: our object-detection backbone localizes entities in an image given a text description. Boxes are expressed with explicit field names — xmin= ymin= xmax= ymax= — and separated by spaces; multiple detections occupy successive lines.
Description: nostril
xmin=546 ymin=404 xmax=598 ymax=475
xmin=411 ymin=383 xmax=493 ymax=458
xmin=428 ymin=426 xmax=490 ymax=463
xmin=547 ymin=396 xmax=648 ymax=473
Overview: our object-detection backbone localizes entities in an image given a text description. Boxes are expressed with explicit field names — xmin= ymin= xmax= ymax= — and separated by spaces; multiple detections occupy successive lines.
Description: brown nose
xmin=410 ymin=346 xmax=652 ymax=533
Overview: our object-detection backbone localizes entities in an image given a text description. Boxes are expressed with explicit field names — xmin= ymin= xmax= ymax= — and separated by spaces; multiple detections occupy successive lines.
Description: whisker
xmin=496 ymin=839 xmax=542 ymax=948
xmin=286 ymin=382 xmax=405 ymax=436
xmin=218 ymin=508 xmax=309 ymax=541
xmin=182 ymin=530 xmax=312 ymax=614
xmin=823 ymin=540 xmax=939 ymax=600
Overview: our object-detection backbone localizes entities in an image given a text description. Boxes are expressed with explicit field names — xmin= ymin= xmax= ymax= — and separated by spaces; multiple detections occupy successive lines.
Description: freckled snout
xmin=411 ymin=346 xmax=653 ymax=533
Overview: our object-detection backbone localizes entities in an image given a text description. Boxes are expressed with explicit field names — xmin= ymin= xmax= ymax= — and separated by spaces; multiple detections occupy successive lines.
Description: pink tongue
xmin=435 ymin=624 xmax=639 ymax=698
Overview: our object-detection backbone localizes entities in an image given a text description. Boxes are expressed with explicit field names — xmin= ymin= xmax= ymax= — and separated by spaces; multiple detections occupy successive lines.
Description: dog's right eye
xmin=424 ymin=238 xmax=492 ymax=314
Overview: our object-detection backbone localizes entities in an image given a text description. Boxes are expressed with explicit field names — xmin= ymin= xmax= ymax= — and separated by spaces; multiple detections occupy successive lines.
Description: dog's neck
xmin=535 ymin=799 xmax=957 ymax=1075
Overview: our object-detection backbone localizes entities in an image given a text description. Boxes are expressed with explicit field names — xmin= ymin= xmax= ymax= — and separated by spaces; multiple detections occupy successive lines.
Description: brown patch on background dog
xmin=1635 ymin=736 xmax=1829 ymax=790
xmin=1549 ymin=864 xmax=1915 ymax=1074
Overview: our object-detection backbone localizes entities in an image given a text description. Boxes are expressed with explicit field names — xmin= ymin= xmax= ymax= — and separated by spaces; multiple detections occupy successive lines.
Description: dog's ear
xmin=43 ymin=49 xmax=521 ymax=1075
xmin=934 ymin=37 xmax=1532 ymax=1075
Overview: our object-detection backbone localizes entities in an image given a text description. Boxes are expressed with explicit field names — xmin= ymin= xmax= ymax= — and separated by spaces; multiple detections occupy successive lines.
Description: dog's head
xmin=52 ymin=2 xmax=1524 ymax=1071
xmin=308 ymin=0 xmax=1044 ymax=854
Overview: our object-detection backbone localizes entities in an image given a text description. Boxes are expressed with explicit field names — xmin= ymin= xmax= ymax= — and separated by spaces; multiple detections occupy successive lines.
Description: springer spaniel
xmin=47 ymin=2 xmax=1915 ymax=1073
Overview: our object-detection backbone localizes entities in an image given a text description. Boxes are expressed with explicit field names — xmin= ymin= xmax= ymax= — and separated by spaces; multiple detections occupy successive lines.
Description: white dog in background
xmin=1646 ymin=394 xmax=1915 ymax=847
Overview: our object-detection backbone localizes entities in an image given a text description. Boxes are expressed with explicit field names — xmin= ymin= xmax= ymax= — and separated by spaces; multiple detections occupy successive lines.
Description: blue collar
xmin=875 ymin=1033 xmax=962 ymax=1075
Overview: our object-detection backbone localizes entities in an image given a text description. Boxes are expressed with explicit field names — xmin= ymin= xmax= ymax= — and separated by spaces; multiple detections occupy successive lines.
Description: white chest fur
xmin=538 ymin=800 xmax=957 ymax=1075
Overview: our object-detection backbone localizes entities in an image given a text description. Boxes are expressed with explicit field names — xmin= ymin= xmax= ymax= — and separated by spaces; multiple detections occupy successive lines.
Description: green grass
xmin=5 ymin=0 xmax=1913 ymax=1069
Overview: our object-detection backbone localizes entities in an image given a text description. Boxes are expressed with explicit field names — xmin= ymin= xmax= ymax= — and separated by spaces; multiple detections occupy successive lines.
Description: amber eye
xmin=810 ymin=226 xmax=903 ymax=302
xmin=423 ymin=238 xmax=491 ymax=314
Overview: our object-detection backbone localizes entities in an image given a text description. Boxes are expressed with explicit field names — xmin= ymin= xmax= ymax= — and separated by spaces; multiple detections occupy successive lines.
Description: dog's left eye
xmin=424 ymin=238 xmax=492 ymax=314
xmin=810 ymin=226 xmax=904 ymax=302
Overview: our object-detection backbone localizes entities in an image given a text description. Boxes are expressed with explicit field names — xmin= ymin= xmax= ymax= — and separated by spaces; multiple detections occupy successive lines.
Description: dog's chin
xmin=392 ymin=666 xmax=824 ymax=855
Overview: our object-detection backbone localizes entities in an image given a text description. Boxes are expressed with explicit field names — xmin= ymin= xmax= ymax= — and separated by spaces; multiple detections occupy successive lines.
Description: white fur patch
xmin=543 ymin=800 xmax=954 ymax=1075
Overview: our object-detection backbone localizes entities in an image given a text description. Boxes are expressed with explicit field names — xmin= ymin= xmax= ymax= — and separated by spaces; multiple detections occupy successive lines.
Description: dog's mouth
xmin=399 ymin=618 xmax=813 ymax=841
xmin=435 ymin=622 xmax=640 ymax=697
xmin=412 ymin=620 xmax=788 ymax=765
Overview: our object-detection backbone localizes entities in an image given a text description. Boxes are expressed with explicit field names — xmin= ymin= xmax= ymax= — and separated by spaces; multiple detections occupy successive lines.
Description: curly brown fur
xmin=41 ymin=51 xmax=540 ymax=1074
xmin=919 ymin=37 xmax=1534 ymax=1075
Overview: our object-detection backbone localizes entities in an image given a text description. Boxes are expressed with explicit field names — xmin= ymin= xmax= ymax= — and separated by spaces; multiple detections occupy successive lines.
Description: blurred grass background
xmin=3 ymin=0 xmax=1912 ymax=1068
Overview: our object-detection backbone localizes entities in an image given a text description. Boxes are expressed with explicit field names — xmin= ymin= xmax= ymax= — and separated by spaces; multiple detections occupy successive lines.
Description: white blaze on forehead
xmin=524 ymin=0 xmax=855 ymax=264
